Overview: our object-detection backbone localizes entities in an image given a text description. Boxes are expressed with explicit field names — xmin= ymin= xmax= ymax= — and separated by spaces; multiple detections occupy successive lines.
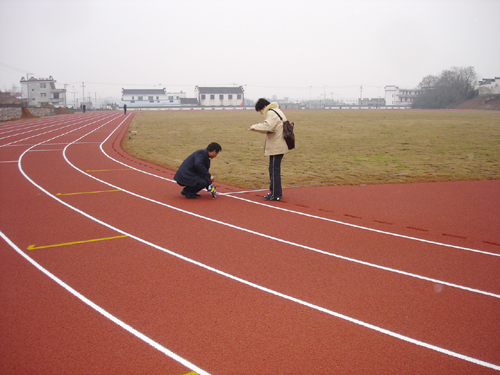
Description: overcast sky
xmin=1 ymin=0 xmax=499 ymax=103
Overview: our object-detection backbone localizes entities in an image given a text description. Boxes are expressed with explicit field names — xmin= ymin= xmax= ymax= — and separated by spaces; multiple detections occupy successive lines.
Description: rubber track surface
xmin=1 ymin=112 xmax=499 ymax=374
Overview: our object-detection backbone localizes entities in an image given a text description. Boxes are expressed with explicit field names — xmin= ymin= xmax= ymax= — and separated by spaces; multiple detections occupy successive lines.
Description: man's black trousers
xmin=269 ymin=154 xmax=283 ymax=199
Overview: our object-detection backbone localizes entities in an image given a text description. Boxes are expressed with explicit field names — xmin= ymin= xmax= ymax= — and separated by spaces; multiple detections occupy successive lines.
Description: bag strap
xmin=270 ymin=109 xmax=283 ymax=121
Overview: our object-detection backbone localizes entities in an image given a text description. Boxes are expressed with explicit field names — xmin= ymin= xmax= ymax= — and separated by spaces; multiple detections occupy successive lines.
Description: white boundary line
xmin=97 ymin=122 xmax=500 ymax=259
xmin=226 ymin=195 xmax=500 ymax=257
xmin=9 ymin=113 xmax=210 ymax=374
xmin=12 ymin=114 xmax=500 ymax=371
xmin=0 ymin=113 xmax=110 ymax=149
xmin=86 ymin=122 xmax=500 ymax=299
xmin=0 ymin=231 xmax=210 ymax=375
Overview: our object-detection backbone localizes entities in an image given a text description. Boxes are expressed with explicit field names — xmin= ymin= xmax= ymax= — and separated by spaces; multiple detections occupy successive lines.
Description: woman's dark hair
xmin=255 ymin=98 xmax=270 ymax=112
xmin=207 ymin=142 xmax=222 ymax=152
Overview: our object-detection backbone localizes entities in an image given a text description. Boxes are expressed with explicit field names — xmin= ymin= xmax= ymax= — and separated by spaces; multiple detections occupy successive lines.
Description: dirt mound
xmin=57 ymin=107 xmax=73 ymax=115
xmin=21 ymin=107 xmax=38 ymax=119
xmin=457 ymin=95 xmax=500 ymax=110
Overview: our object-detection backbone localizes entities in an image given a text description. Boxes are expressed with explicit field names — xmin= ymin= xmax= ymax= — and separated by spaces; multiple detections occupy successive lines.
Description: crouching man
xmin=174 ymin=142 xmax=222 ymax=199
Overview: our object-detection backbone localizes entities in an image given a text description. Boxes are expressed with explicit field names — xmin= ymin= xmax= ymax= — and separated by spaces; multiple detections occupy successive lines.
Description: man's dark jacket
xmin=174 ymin=149 xmax=211 ymax=187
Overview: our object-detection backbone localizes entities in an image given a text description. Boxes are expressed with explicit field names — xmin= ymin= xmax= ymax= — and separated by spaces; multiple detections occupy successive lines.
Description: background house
xmin=384 ymin=85 xmax=421 ymax=106
xmin=195 ymin=86 xmax=244 ymax=107
xmin=479 ymin=78 xmax=500 ymax=96
xmin=120 ymin=88 xmax=186 ymax=108
xmin=20 ymin=76 xmax=66 ymax=107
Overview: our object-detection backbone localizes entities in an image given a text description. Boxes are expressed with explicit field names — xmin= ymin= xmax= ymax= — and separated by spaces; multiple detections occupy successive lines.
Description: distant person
xmin=83 ymin=104 xmax=86 ymax=113
xmin=174 ymin=142 xmax=222 ymax=199
xmin=124 ymin=104 xmax=127 ymax=115
xmin=248 ymin=98 xmax=290 ymax=201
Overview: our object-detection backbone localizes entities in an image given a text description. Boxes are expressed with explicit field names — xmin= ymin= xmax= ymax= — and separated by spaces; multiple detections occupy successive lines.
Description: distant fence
xmin=125 ymin=105 xmax=411 ymax=111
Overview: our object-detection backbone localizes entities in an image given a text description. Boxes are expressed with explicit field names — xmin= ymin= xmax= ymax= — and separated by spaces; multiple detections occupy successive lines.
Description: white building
xmin=479 ymin=78 xmax=500 ymax=96
xmin=20 ymin=76 xmax=66 ymax=107
xmin=120 ymin=89 xmax=186 ymax=107
xmin=195 ymin=86 xmax=244 ymax=107
xmin=384 ymin=85 xmax=421 ymax=106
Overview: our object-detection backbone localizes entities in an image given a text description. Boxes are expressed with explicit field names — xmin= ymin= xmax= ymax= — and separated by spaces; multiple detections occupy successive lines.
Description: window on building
xmin=132 ymin=96 xmax=135 ymax=100
xmin=237 ymin=94 xmax=241 ymax=99
xmin=40 ymin=93 xmax=47 ymax=98
xmin=40 ymin=83 xmax=46 ymax=88
xmin=156 ymin=96 xmax=159 ymax=100
xmin=138 ymin=96 xmax=143 ymax=100
xmin=53 ymin=93 xmax=59 ymax=99
xmin=228 ymin=95 xmax=233 ymax=100
xmin=169 ymin=96 xmax=174 ymax=102
xmin=210 ymin=95 xmax=215 ymax=100
xmin=201 ymin=95 xmax=206 ymax=100
xmin=219 ymin=95 xmax=224 ymax=100
xmin=148 ymin=96 xmax=153 ymax=102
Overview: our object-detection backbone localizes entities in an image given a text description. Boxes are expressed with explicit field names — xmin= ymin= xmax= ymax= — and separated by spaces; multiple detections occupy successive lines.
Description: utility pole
xmin=26 ymin=73 xmax=33 ymax=106
xmin=360 ymin=85 xmax=363 ymax=105
xmin=81 ymin=82 xmax=85 ymax=106
xmin=64 ymin=84 xmax=68 ymax=106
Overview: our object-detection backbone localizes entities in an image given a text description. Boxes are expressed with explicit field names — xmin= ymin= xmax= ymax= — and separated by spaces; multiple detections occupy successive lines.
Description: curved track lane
xmin=1 ymin=112 xmax=499 ymax=374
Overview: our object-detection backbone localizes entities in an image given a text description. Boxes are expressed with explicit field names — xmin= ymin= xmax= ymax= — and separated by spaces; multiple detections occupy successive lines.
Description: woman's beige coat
xmin=250 ymin=102 xmax=290 ymax=156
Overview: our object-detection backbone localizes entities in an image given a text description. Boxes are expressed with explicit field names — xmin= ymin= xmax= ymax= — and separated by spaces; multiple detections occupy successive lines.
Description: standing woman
xmin=249 ymin=98 xmax=291 ymax=201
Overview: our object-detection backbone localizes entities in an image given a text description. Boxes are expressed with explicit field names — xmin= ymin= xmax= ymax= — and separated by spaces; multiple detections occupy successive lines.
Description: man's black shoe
xmin=181 ymin=190 xmax=198 ymax=199
xmin=264 ymin=194 xmax=281 ymax=201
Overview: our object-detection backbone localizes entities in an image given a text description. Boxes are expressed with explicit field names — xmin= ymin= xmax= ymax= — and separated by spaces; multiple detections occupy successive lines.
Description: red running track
xmin=1 ymin=112 xmax=499 ymax=374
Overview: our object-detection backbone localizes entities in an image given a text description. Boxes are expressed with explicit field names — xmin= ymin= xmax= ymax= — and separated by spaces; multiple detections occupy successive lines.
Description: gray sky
xmin=1 ymin=0 xmax=499 ymax=102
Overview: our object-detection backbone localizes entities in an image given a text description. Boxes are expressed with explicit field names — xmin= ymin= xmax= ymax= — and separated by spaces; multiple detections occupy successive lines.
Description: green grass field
xmin=122 ymin=109 xmax=500 ymax=188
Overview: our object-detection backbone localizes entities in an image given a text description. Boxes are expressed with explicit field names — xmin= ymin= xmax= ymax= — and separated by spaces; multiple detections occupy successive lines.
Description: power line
xmin=0 ymin=61 xmax=36 ymax=75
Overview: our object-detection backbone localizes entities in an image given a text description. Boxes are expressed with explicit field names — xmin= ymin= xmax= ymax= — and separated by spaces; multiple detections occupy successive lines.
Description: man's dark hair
xmin=255 ymin=98 xmax=271 ymax=112
xmin=207 ymin=142 xmax=222 ymax=153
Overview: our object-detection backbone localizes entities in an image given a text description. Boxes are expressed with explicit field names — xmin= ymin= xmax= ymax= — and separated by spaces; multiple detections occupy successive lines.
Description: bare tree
xmin=413 ymin=66 xmax=477 ymax=109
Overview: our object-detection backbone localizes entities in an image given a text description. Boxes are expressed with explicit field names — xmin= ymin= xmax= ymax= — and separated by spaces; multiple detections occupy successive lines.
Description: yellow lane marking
xmin=56 ymin=189 xmax=121 ymax=196
xmin=183 ymin=372 xmax=199 ymax=375
xmin=27 ymin=235 xmax=128 ymax=250
xmin=86 ymin=168 xmax=132 ymax=172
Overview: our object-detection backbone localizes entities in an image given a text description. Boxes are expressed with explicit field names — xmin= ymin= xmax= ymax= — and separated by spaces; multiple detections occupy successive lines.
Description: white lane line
xmin=97 ymin=122 xmax=500 ymax=259
xmin=15 ymin=141 xmax=500 ymax=371
xmin=10 ymin=113 xmax=211 ymax=373
xmin=0 ymin=118 xmax=62 ymax=138
xmin=0 ymin=117 xmax=73 ymax=140
xmin=59 ymin=121 xmax=500 ymax=299
xmin=0 ymin=113 xmax=117 ymax=148
xmin=0 ymin=231 xmax=210 ymax=375
xmin=227 ymin=195 xmax=500 ymax=258
xmin=218 ymin=188 xmax=269 ymax=195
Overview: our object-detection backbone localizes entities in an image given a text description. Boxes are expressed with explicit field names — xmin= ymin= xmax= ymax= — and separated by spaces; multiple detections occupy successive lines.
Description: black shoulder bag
xmin=270 ymin=109 xmax=295 ymax=150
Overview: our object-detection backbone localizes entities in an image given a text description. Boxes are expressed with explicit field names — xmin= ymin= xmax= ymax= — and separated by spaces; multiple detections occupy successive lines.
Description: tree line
xmin=412 ymin=66 xmax=477 ymax=109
